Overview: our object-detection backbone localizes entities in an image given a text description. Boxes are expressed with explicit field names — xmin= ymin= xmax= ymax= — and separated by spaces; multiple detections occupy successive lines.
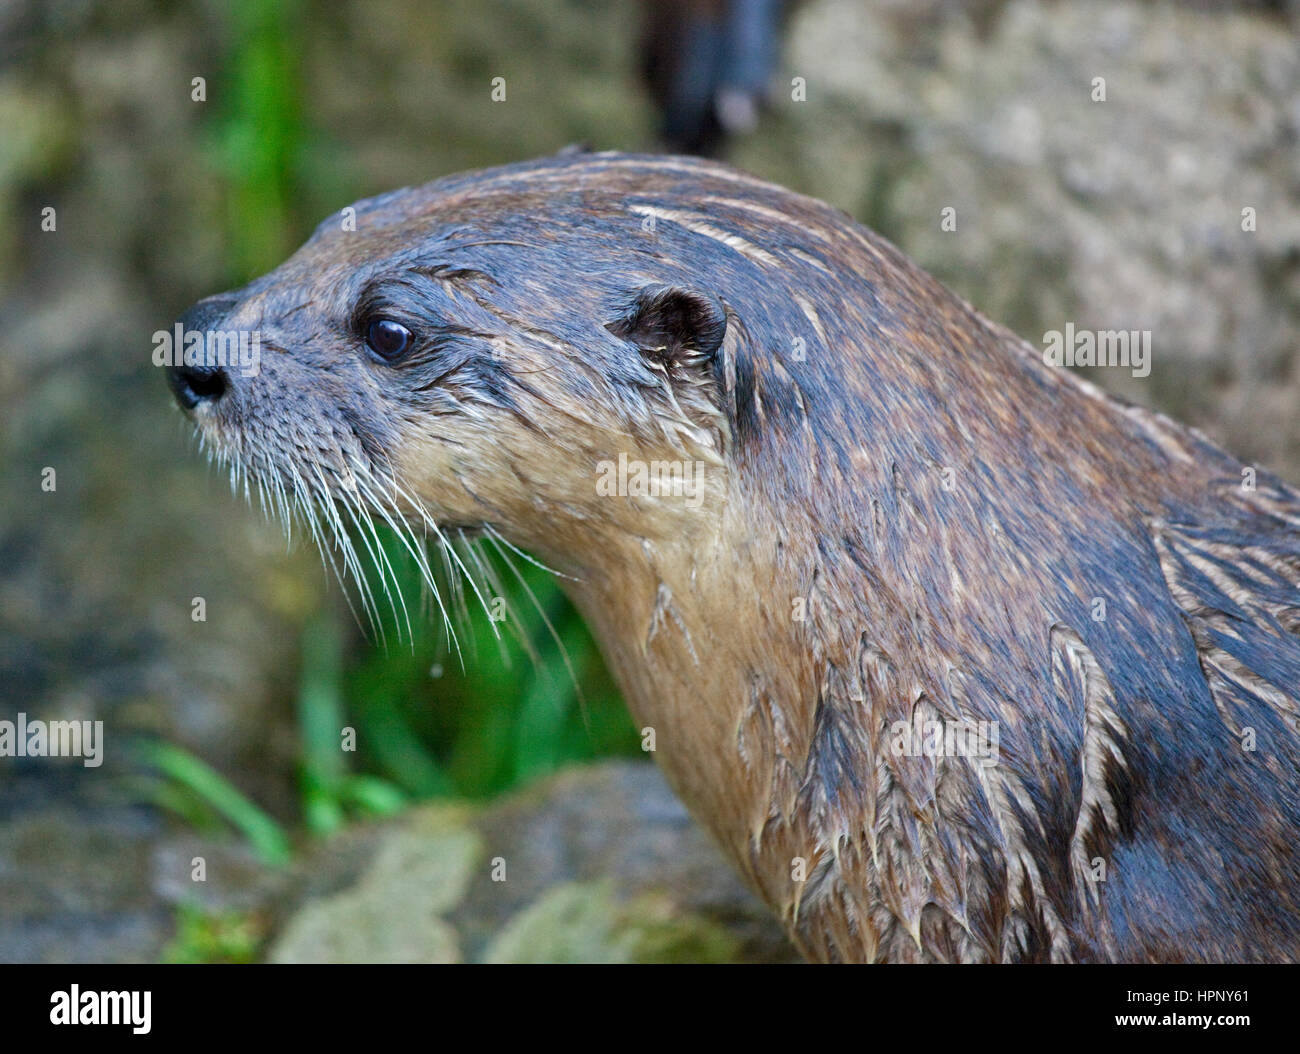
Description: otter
xmin=167 ymin=151 xmax=1300 ymax=963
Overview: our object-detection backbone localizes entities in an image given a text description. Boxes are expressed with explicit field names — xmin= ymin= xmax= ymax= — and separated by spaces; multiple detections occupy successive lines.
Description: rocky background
xmin=1 ymin=0 xmax=1297 ymax=962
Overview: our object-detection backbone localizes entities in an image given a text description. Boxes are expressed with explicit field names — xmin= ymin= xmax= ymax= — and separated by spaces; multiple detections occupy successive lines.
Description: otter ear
xmin=606 ymin=284 xmax=727 ymax=371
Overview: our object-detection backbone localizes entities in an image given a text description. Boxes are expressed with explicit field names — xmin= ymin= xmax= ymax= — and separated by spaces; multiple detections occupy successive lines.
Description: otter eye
xmin=365 ymin=318 xmax=412 ymax=362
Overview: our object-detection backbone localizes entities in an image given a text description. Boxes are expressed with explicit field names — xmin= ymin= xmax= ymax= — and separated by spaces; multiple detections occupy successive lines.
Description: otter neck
xmin=539 ymin=480 xmax=825 ymax=913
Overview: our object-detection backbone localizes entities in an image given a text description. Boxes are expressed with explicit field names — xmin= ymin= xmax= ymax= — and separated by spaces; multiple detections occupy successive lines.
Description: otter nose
xmin=167 ymin=295 xmax=239 ymax=410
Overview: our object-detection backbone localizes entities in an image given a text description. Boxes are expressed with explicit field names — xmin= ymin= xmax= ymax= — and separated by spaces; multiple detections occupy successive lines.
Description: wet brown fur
xmin=173 ymin=152 xmax=1300 ymax=963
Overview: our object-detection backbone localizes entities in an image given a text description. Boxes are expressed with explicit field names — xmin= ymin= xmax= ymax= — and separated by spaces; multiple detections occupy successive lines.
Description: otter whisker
xmin=483 ymin=523 xmax=580 ymax=582
xmin=286 ymin=461 xmax=322 ymax=552
xmin=348 ymin=478 xmax=416 ymax=642
xmin=433 ymin=529 xmax=472 ymax=660
xmin=348 ymin=501 xmax=408 ymax=647
xmin=352 ymin=468 xmax=466 ymax=664
xmin=284 ymin=459 xmax=372 ymax=634
xmin=384 ymin=475 xmax=501 ymax=639
xmin=440 ymin=535 xmax=474 ymax=654
xmin=338 ymin=489 xmax=408 ymax=646
xmin=268 ymin=466 xmax=295 ymax=548
xmin=353 ymin=447 xmax=474 ymax=659
xmin=352 ymin=468 xmax=457 ymax=652
xmin=483 ymin=531 xmax=584 ymax=708
xmin=455 ymin=530 xmax=518 ymax=670
xmin=309 ymin=463 xmax=384 ymax=640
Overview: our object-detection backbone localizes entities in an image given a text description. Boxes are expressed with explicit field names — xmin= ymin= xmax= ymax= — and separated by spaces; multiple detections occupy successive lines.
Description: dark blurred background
xmin=2 ymin=0 xmax=1298 ymax=962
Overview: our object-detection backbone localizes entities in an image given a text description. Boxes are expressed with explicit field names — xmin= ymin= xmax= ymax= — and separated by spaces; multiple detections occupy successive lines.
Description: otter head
xmin=166 ymin=170 xmax=738 ymax=601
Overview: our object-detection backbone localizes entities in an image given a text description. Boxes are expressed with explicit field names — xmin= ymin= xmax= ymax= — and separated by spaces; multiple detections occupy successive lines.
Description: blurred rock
xmin=270 ymin=819 xmax=477 ymax=963
xmin=269 ymin=762 xmax=796 ymax=963
xmin=0 ymin=799 xmax=285 ymax=963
